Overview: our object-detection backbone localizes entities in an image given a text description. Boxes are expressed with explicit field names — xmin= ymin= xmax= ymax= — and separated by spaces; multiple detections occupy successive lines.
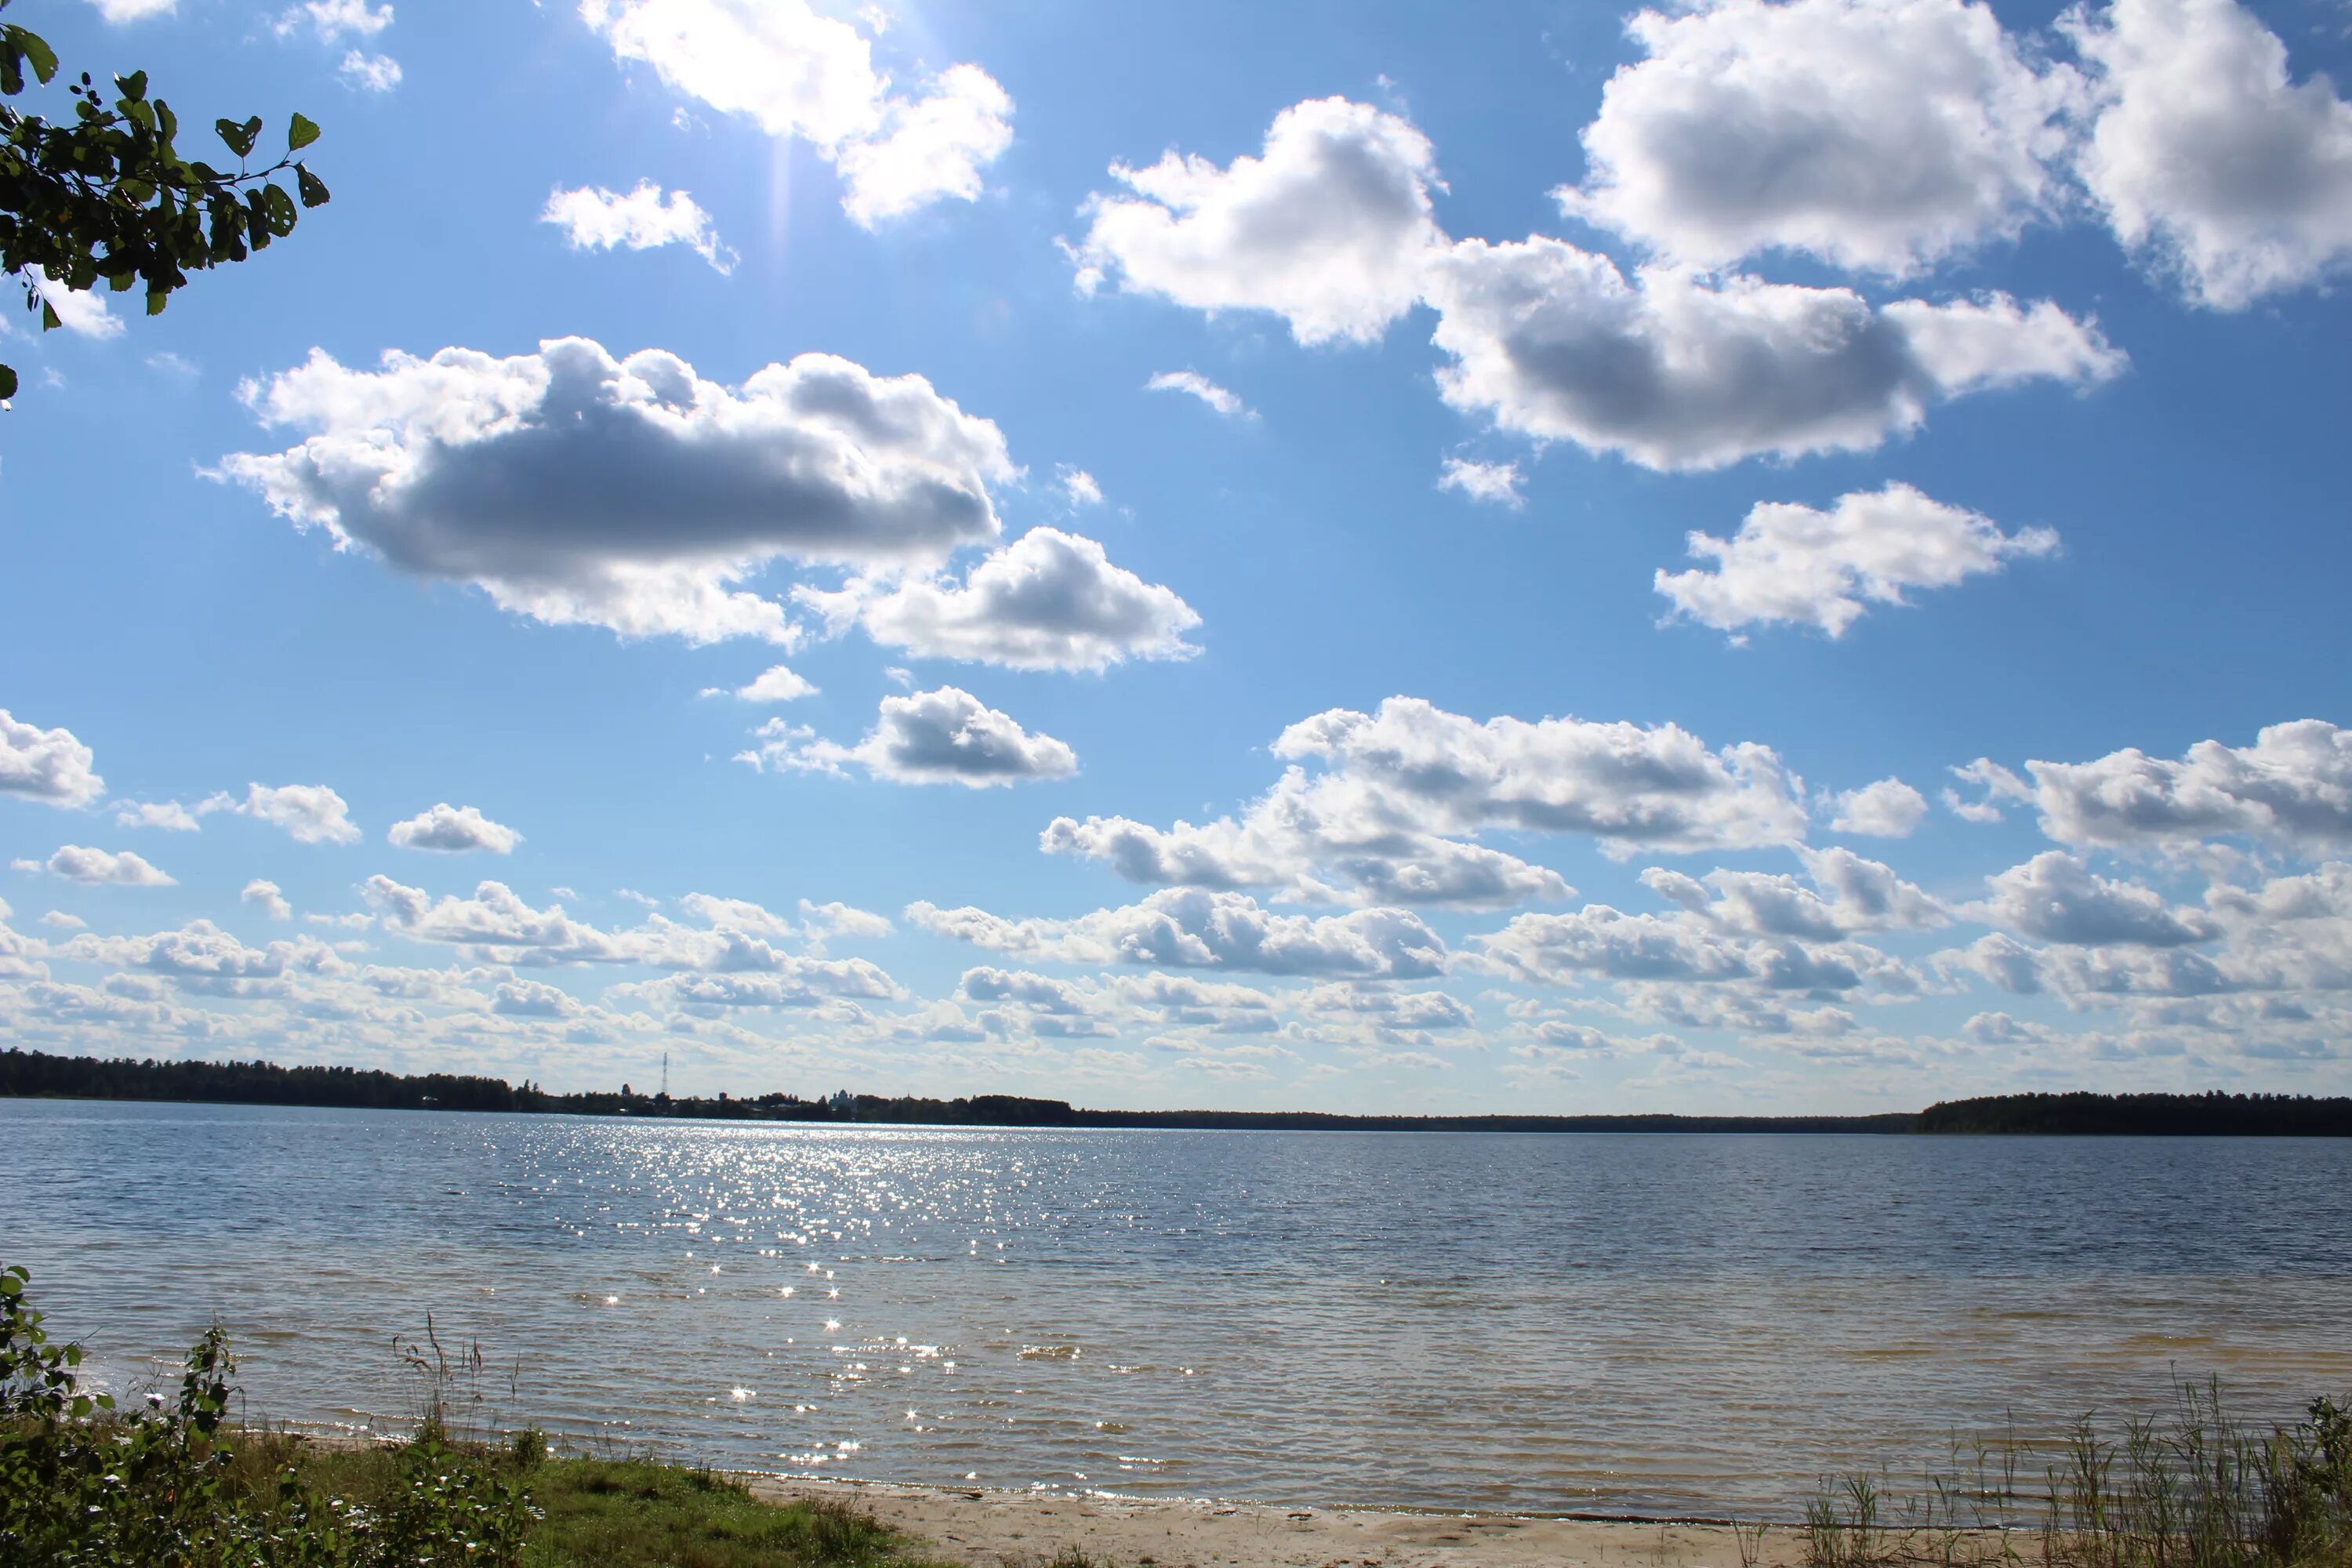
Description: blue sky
xmin=4 ymin=0 xmax=2350 ymax=1111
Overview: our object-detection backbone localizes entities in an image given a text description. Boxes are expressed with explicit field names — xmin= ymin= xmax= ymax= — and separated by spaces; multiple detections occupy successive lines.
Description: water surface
xmin=9 ymin=1099 xmax=2350 ymax=1515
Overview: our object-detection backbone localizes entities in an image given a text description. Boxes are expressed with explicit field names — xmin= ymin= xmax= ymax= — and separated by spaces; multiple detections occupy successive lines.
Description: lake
xmin=9 ymin=1098 xmax=2350 ymax=1516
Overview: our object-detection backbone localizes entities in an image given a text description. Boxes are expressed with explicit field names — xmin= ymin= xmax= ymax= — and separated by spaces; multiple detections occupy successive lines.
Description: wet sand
xmin=747 ymin=1475 xmax=1827 ymax=1568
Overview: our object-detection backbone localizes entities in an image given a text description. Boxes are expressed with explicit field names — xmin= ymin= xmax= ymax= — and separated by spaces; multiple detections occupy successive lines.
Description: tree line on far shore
xmin=3 ymin=1048 xmax=2348 ymax=1134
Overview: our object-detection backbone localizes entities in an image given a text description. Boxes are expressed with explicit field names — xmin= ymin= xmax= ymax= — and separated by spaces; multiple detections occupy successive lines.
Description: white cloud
xmin=278 ymin=0 xmax=391 ymax=41
xmin=1436 ymin=457 xmax=1523 ymax=507
xmin=802 ymin=528 xmax=1200 ymax=672
xmin=543 ymin=182 xmax=735 ymax=272
xmin=1643 ymin=846 xmax=1947 ymax=938
xmin=1944 ymin=757 xmax=2033 ymax=822
xmin=387 ymin=803 xmax=523 ymax=855
xmin=2027 ymin=720 xmax=2352 ymax=851
xmin=1828 ymin=778 xmax=1930 ymax=838
xmin=1074 ymin=97 xmax=1446 ymax=345
xmin=41 ymin=846 xmax=176 ymax=887
xmin=729 ymin=665 xmax=818 ymax=703
xmin=113 ymin=800 xmax=206 ymax=831
xmin=82 ymin=0 xmax=176 ymax=24
xmin=338 ymin=50 xmax=402 ymax=93
xmin=0 ymin=710 xmax=104 ymax=808
xmin=1425 ymin=241 xmax=2123 ymax=470
xmin=1979 ymin=851 xmax=2215 ymax=946
xmin=1559 ymin=0 xmax=2074 ymax=278
xmin=2065 ymin=0 xmax=2352 ymax=309
xmin=742 ymin=686 xmax=1076 ymax=787
xmin=1145 ymin=371 xmax=1250 ymax=418
xmin=30 ymin=270 xmax=124 ymax=339
xmin=241 ymin=878 xmax=294 ymax=920
xmin=39 ymin=910 xmax=86 ymax=930
xmin=1655 ymin=483 xmax=2059 ymax=637
xmin=832 ymin=64 xmax=1014 ymax=225
xmin=1055 ymin=466 xmax=1104 ymax=507
xmin=1472 ymin=901 xmax=1915 ymax=996
xmin=580 ymin=0 xmax=1012 ymax=227
xmin=1042 ymin=696 xmax=1809 ymax=909
xmin=220 ymin=337 xmax=1014 ymax=645
xmin=237 ymin=783 xmax=360 ymax=845
xmin=907 ymin=887 xmax=1446 ymax=978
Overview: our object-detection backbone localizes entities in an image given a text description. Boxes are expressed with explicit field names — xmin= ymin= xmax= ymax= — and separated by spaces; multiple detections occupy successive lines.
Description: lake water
xmin=8 ymin=1098 xmax=2351 ymax=1516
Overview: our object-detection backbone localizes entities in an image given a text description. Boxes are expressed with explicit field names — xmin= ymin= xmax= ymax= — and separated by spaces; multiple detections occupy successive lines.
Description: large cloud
xmin=1979 ymin=851 xmax=2216 ymax=946
xmin=37 ymin=846 xmax=176 ymax=887
xmin=387 ymin=804 xmax=523 ymax=855
xmin=1642 ymin=846 xmax=1947 ymax=938
xmin=906 ymin=887 xmax=1446 ymax=978
xmin=1559 ymin=0 xmax=2075 ymax=277
xmin=2065 ymin=0 xmax=2352 ymax=308
xmin=800 ymin=528 xmax=1200 ymax=671
xmin=0 ymin=710 xmax=103 ymax=808
xmin=1472 ymin=902 xmax=1917 ymax=997
xmin=1425 ymin=241 xmax=2122 ymax=470
xmin=2027 ymin=720 xmax=2352 ymax=851
xmin=580 ymin=0 xmax=1012 ymax=227
xmin=1072 ymin=96 xmax=1446 ymax=345
xmin=1656 ymin=483 xmax=2058 ymax=637
xmin=220 ymin=339 xmax=1014 ymax=644
xmin=742 ymin=687 xmax=1077 ymax=787
xmin=1043 ymin=697 xmax=1811 ymax=909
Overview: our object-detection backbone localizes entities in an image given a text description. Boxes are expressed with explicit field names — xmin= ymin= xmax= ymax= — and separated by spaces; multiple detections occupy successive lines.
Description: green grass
xmin=214 ymin=1436 xmax=944 ymax=1568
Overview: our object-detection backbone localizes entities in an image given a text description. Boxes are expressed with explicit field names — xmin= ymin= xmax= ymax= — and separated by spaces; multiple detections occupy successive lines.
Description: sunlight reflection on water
xmin=9 ymin=1099 xmax=2352 ymax=1515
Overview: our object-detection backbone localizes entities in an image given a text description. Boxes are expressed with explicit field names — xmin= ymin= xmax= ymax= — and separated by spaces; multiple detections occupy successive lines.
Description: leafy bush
xmin=0 ymin=1261 xmax=535 ymax=1568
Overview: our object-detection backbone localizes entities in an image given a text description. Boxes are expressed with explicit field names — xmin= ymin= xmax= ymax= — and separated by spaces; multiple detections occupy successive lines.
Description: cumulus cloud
xmin=1055 ymin=466 xmax=1104 ymax=507
xmin=1828 ymin=778 xmax=1930 ymax=837
xmin=1559 ymin=0 xmax=2074 ymax=277
xmin=84 ymin=0 xmax=177 ymax=20
xmin=1042 ymin=696 xmax=1809 ymax=909
xmin=1642 ymin=846 xmax=1947 ymax=938
xmin=1437 ymin=457 xmax=1524 ymax=507
xmin=1472 ymin=900 xmax=1915 ymax=996
xmin=387 ymin=803 xmax=523 ymax=854
xmin=1656 ymin=483 xmax=2058 ymax=637
xmin=2065 ymin=0 xmax=2352 ymax=308
xmin=1978 ymin=851 xmax=2216 ymax=946
xmin=114 ymin=800 xmax=205 ymax=831
xmin=1944 ymin=757 xmax=2033 ymax=823
xmin=338 ymin=49 xmax=401 ymax=92
xmin=1 ymin=710 xmax=104 ymax=808
xmin=800 ymin=528 xmax=1200 ymax=671
xmin=365 ymin=875 xmax=901 ymax=993
xmin=236 ymin=784 xmax=361 ymax=845
xmin=40 ymin=846 xmax=176 ymax=887
xmin=241 ymin=879 xmax=294 ymax=920
xmin=220 ymin=337 xmax=1014 ymax=645
xmin=278 ymin=1 xmax=390 ymax=41
xmin=742 ymin=686 xmax=1076 ymax=787
xmin=581 ymin=0 xmax=1012 ymax=227
xmin=543 ymin=182 xmax=735 ymax=272
xmin=1073 ymin=97 xmax=1446 ymax=344
xmin=1425 ymin=241 xmax=2123 ymax=470
xmin=1145 ymin=371 xmax=1250 ymax=418
xmin=725 ymin=665 xmax=818 ymax=703
xmin=907 ymin=887 xmax=1446 ymax=978
xmin=30 ymin=270 xmax=125 ymax=339
xmin=2027 ymin=720 xmax=2352 ymax=851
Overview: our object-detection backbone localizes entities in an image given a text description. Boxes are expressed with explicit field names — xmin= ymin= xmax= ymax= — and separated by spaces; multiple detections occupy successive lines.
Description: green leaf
xmin=0 ymin=364 xmax=16 ymax=401
xmin=288 ymin=111 xmax=320 ymax=151
xmin=118 ymin=68 xmax=148 ymax=102
xmin=295 ymin=164 xmax=330 ymax=209
xmin=16 ymin=27 xmax=59 ymax=85
xmin=147 ymin=290 xmax=166 ymax=315
xmin=41 ymin=299 xmax=60 ymax=331
xmin=214 ymin=114 xmax=259 ymax=158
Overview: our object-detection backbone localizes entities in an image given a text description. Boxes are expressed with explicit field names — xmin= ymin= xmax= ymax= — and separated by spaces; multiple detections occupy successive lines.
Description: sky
xmin=4 ymin=0 xmax=2351 ymax=1112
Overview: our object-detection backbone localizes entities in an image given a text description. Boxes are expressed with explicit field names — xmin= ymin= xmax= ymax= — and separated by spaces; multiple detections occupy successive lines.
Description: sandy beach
xmin=750 ymin=1476 xmax=1814 ymax=1568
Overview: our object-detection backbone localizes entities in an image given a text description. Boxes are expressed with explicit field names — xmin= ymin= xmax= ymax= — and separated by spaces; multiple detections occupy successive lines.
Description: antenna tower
xmin=662 ymin=1051 xmax=669 ymax=1098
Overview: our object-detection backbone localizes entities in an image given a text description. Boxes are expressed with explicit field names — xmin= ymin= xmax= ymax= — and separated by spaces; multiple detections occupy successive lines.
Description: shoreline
xmin=746 ymin=1472 xmax=1838 ymax=1567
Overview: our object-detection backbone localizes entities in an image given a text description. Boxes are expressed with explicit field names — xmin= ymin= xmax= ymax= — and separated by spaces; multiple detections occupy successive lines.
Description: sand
xmin=746 ymin=1475 xmax=1816 ymax=1568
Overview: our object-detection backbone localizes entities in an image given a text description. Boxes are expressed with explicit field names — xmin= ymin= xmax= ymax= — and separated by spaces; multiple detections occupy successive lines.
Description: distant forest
xmin=2 ymin=1048 xmax=2348 ymax=1134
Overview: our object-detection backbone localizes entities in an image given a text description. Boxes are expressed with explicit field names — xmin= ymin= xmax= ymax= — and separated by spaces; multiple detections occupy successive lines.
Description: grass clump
xmin=1800 ymin=1383 xmax=2352 ymax=1568
xmin=1 ymin=1260 xmax=949 ymax=1568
